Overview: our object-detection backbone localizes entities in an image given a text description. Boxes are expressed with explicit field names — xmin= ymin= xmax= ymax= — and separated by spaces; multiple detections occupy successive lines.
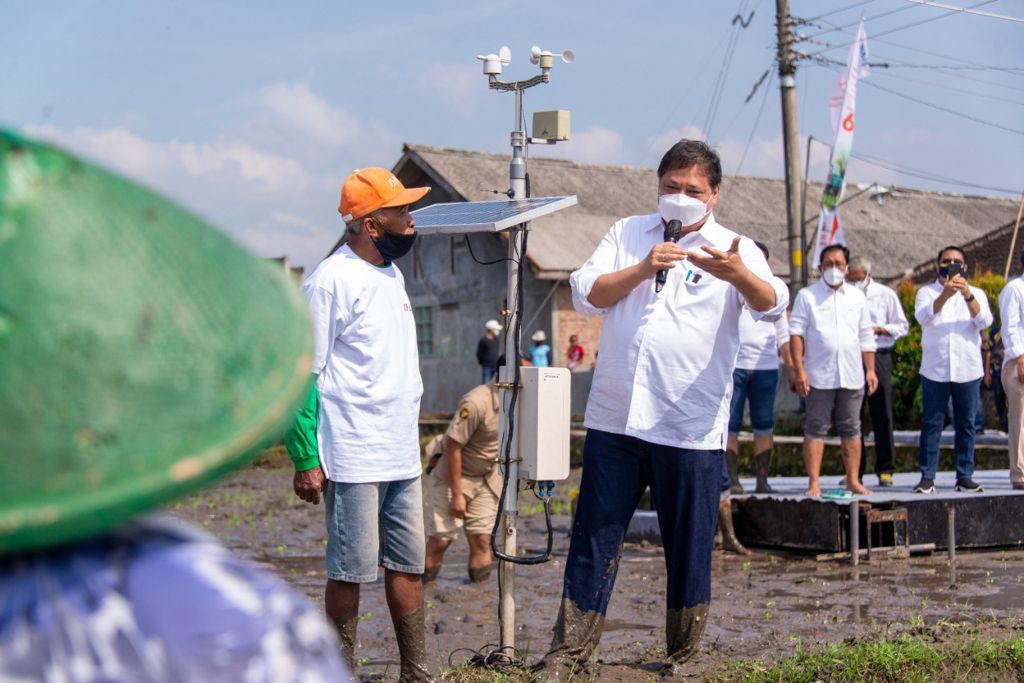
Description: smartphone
xmin=947 ymin=262 xmax=963 ymax=278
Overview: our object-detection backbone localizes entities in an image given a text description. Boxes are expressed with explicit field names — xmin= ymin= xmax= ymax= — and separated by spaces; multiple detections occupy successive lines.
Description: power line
xmin=803 ymin=0 xmax=879 ymax=23
xmin=735 ymin=69 xmax=775 ymax=175
xmin=849 ymin=150 xmax=1021 ymax=195
xmin=860 ymin=78 xmax=1024 ymax=137
xmin=802 ymin=2 xmax=919 ymax=40
xmin=902 ymin=0 xmax=1024 ymax=24
xmin=805 ymin=0 xmax=997 ymax=58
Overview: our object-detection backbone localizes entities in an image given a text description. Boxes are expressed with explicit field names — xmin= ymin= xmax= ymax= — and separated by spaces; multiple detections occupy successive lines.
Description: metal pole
xmin=800 ymin=135 xmax=814 ymax=288
xmin=947 ymin=504 xmax=956 ymax=563
xmin=1002 ymin=189 xmax=1024 ymax=279
xmin=498 ymin=86 xmax=527 ymax=652
xmin=849 ymin=499 xmax=859 ymax=566
xmin=776 ymin=0 xmax=803 ymax=299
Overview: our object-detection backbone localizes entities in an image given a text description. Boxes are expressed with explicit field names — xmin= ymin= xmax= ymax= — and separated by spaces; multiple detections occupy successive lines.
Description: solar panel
xmin=410 ymin=196 xmax=577 ymax=235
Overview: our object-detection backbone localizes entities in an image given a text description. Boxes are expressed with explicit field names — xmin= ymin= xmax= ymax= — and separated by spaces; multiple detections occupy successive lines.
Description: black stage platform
xmin=626 ymin=470 xmax=1024 ymax=554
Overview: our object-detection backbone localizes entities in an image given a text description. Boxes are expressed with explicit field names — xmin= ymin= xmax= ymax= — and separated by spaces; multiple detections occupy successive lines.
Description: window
xmin=413 ymin=306 xmax=433 ymax=356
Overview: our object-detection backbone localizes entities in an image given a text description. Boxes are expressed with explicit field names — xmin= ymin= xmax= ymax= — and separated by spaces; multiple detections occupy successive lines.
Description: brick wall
xmin=551 ymin=283 xmax=603 ymax=370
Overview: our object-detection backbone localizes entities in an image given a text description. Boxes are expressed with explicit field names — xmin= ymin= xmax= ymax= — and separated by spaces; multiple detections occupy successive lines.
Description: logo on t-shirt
xmin=403 ymin=303 xmax=411 ymax=311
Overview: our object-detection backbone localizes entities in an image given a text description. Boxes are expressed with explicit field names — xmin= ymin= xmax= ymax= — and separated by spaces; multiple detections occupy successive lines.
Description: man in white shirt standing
xmin=536 ymin=140 xmax=788 ymax=677
xmin=998 ymin=255 xmax=1024 ymax=490
xmin=915 ymin=246 xmax=994 ymax=493
xmin=288 ymin=168 xmax=434 ymax=681
xmin=789 ymin=244 xmax=878 ymax=497
xmin=846 ymin=257 xmax=909 ymax=487
xmin=726 ymin=240 xmax=791 ymax=499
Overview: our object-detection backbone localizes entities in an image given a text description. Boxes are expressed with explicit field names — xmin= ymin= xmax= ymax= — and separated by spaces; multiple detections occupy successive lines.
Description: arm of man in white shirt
xmin=860 ymin=302 xmax=878 ymax=395
xmin=877 ymin=288 xmax=910 ymax=340
xmin=581 ymin=233 xmax=688 ymax=311
xmin=969 ymin=286 xmax=994 ymax=329
xmin=1001 ymin=284 xmax=1024 ymax=384
xmin=787 ymin=292 xmax=810 ymax=397
xmin=775 ymin=315 xmax=792 ymax=368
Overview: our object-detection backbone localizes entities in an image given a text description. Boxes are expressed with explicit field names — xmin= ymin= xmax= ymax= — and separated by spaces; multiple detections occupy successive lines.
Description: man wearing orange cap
xmin=285 ymin=168 xmax=433 ymax=682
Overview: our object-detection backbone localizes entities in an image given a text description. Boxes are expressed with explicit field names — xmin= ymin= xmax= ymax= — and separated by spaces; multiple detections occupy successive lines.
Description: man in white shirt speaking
xmin=789 ymin=244 xmax=878 ymax=497
xmin=846 ymin=257 xmax=909 ymax=487
xmin=536 ymin=140 xmax=788 ymax=677
xmin=998 ymin=254 xmax=1024 ymax=490
xmin=914 ymin=246 xmax=993 ymax=494
xmin=287 ymin=168 xmax=434 ymax=681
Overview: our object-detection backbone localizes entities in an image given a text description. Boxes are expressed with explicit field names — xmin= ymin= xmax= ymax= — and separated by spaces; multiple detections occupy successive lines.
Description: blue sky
xmin=5 ymin=1 xmax=1023 ymax=268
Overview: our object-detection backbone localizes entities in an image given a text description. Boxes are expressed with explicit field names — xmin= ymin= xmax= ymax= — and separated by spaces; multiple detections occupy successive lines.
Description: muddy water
xmin=168 ymin=468 xmax=1024 ymax=680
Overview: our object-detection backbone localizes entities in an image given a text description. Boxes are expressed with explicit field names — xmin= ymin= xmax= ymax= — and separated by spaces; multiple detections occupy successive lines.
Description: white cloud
xmin=417 ymin=63 xmax=482 ymax=110
xmin=256 ymin=81 xmax=363 ymax=148
xmin=647 ymin=125 xmax=706 ymax=160
xmin=25 ymin=123 xmax=330 ymax=194
xmin=551 ymin=125 xmax=626 ymax=164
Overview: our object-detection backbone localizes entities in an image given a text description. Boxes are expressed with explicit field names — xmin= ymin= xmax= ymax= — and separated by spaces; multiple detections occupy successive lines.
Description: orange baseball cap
xmin=338 ymin=167 xmax=430 ymax=223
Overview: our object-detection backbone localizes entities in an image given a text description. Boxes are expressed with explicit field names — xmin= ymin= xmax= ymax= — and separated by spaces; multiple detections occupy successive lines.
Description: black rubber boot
xmin=394 ymin=606 xmax=435 ymax=682
xmin=468 ymin=564 xmax=492 ymax=583
xmin=754 ymin=449 xmax=776 ymax=494
xmin=717 ymin=499 xmax=752 ymax=555
xmin=726 ymin=449 xmax=744 ymax=495
xmin=329 ymin=610 xmax=359 ymax=677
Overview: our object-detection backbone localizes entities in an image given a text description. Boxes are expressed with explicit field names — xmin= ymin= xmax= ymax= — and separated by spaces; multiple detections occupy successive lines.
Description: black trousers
xmin=861 ymin=349 xmax=896 ymax=477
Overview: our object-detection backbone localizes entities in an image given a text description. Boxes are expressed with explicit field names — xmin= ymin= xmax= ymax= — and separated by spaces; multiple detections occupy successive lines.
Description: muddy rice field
xmin=167 ymin=462 xmax=1024 ymax=681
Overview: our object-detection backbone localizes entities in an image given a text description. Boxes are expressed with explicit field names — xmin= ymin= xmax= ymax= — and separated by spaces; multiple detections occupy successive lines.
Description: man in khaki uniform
xmin=423 ymin=381 xmax=502 ymax=583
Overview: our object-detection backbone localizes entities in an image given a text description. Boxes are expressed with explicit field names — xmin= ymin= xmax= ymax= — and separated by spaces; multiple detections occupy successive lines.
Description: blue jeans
xmin=919 ymin=376 xmax=981 ymax=481
xmin=728 ymin=368 xmax=779 ymax=435
xmin=481 ymin=365 xmax=497 ymax=385
xmin=549 ymin=429 xmax=721 ymax=662
xmin=324 ymin=478 xmax=425 ymax=583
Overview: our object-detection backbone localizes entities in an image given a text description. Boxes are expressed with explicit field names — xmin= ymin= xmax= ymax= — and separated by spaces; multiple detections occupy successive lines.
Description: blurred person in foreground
xmin=0 ymin=129 xmax=346 ymax=682
xmin=998 ymin=252 xmax=1024 ymax=489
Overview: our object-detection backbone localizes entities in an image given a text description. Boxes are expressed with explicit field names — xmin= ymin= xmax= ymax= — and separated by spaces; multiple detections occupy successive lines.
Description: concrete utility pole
xmin=776 ymin=0 xmax=803 ymax=297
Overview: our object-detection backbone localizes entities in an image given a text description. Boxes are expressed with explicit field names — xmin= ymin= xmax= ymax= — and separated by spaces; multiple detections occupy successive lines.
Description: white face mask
xmin=850 ymin=277 xmax=869 ymax=292
xmin=658 ymin=193 xmax=710 ymax=227
xmin=822 ymin=267 xmax=846 ymax=286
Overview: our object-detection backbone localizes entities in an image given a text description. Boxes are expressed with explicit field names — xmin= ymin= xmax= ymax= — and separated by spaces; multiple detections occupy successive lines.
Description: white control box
xmin=517 ymin=366 xmax=571 ymax=481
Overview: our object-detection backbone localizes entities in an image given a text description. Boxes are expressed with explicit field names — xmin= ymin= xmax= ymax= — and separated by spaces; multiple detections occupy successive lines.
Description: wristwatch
xmin=965 ymin=294 xmax=975 ymax=302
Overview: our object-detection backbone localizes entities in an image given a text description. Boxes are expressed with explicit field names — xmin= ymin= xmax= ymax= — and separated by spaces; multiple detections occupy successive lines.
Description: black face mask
xmin=372 ymin=230 xmax=417 ymax=263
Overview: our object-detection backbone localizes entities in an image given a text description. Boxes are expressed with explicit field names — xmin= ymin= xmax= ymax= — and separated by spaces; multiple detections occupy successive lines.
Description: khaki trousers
xmin=1002 ymin=361 xmax=1024 ymax=485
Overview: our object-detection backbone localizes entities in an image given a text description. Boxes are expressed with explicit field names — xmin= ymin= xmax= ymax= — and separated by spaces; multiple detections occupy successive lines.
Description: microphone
xmin=654 ymin=219 xmax=682 ymax=293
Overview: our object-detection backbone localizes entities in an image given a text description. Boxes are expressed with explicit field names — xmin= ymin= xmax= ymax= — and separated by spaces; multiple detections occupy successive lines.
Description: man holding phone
xmin=914 ymin=246 xmax=993 ymax=493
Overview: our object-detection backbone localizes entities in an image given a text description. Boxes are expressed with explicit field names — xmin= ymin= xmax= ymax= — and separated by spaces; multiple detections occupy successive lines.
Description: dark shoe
xmin=394 ymin=607 xmax=435 ymax=682
xmin=955 ymin=478 xmax=984 ymax=492
xmin=717 ymin=500 xmax=752 ymax=555
xmin=877 ymin=472 xmax=894 ymax=488
xmin=914 ymin=478 xmax=936 ymax=494
xmin=726 ymin=449 xmax=744 ymax=495
xmin=754 ymin=449 xmax=775 ymax=494
xmin=1013 ymin=482 xmax=1024 ymax=491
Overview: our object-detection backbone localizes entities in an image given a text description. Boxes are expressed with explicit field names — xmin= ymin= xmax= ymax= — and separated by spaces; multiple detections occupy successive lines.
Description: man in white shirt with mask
xmin=789 ymin=244 xmax=878 ymax=497
xmin=914 ymin=246 xmax=993 ymax=494
xmin=998 ymin=252 xmax=1024 ymax=490
xmin=535 ymin=140 xmax=788 ymax=678
xmin=845 ymin=257 xmax=909 ymax=487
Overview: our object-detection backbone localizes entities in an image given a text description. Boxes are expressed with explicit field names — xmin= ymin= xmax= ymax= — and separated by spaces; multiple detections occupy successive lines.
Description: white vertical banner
xmin=812 ymin=16 xmax=869 ymax=267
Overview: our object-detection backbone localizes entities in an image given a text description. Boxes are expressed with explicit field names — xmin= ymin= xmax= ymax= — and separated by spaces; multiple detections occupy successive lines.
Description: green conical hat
xmin=0 ymin=129 xmax=312 ymax=554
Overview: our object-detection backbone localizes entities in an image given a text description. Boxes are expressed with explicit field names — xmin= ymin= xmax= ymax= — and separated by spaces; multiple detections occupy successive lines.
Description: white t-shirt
xmin=302 ymin=244 xmax=423 ymax=483
xmin=735 ymin=309 xmax=790 ymax=371
xmin=570 ymin=213 xmax=789 ymax=450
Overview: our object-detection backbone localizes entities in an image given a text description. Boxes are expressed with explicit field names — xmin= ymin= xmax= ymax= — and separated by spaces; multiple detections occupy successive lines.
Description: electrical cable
xmin=858 ymin=78 xmax=1024 ymax=137
xmin=800 ymin=2 xmax=919 ymax=39
xmin=803 ymin=0 xmax=879 ymax=23
xmin=805 ymin=0 xmax=998 ymax=58
xmin=465 ymin=235 xmax=516 ymax=266
xmin=848 ymin=150 xmax=1022 ymax=195
xmin=702 ymin=0 xmax=753 ymax=139
xmin=734 ymin=69 xmax=774 ymax=176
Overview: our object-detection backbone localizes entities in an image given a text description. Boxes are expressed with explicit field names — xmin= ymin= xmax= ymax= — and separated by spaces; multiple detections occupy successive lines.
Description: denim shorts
xmin=728 ymin=368 xmax=779 ymax=436
xmin=324 ymin=477 xmax=425 ymax=583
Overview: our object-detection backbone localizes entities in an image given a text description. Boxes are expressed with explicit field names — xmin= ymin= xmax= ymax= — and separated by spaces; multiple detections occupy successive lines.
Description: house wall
xmin=399 ymin=231 xmax=557 ymax=414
